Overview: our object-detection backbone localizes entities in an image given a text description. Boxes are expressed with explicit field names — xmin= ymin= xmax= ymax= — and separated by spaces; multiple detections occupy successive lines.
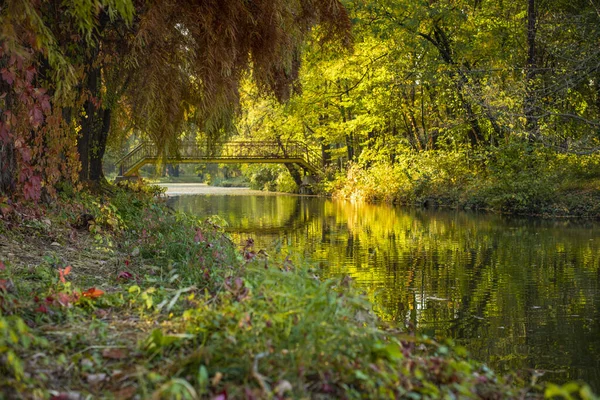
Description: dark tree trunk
xmin=78 ymin=64 xmax=112 ymax=184
xmin=167 ymin=164 xmax=180 ymax=177
xmin=346 ymin=134 xmax=354 ymax=160
xmin=0 ymin=141 xmax=16 ymax=196
xmin=89 ymin=107 xmax=111 ymax=182
xmin=284 ymin=163 xmax=304 ymax=187
xmin=275 ymin=135 xmax=303 ymax=188
xmin=525 ymin=0 xmax=539 ymax=141
xmin=77 ymin=10 xmax=112 ymax=185
xmin=0 ymin=82 xmax=16 ymax=196
xmin=321 ymin=142 xmax=331 ymax=166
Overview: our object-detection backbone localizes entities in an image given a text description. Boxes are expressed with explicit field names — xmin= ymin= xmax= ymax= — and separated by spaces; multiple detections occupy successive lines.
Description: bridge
xmin=117 ymin=141 xmax=323 ymax=177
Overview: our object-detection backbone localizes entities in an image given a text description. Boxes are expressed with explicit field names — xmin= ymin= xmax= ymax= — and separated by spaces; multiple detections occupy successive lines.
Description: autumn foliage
xmin=0 ymin=0 xmax=351 ymax=202
xmin=0 ymin=46 xmax=79 ymax=201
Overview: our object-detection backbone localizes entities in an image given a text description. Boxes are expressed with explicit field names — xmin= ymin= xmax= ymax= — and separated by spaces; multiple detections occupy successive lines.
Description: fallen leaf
xmin=0 ymin=260 xmax=5 ymax=270
xmin=86 ymin=373 xmax=107 ymax=385
xmin=58 ymin=266 xmax=72 ymax=283
xmin=102 ymin=348 xmax=127 ymax=360
xmin=117 ymin=271 xmax=133 ymax=281
xmin=57 ymin=292 xmax=72 ymax=307
xmin=35 ymin=304 xmax=49 ymax=314
xmin=82 ymin=287 xmax=105 ymax=298
xmin=50 ymin=392 xmax=84 ymax=400
xmin=0 ymin=279 xmax=13 ymax=292
xmin=112 ymin=386 xmax=136 ymax=400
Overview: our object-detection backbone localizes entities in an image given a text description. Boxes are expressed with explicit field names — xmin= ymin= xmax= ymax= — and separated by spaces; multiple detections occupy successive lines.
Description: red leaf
xmin=30 ymin=105 xmax=44 ymax=128
xmin=50 ymin=394 xmax=72 ymax=400
xmin=82 ymin=287 xmax=104 ymax=298
xmin=57 ymin=292 xmax=72 ymax=306
xmin=25 ymin=65 xmax=35 ymax=83
xmin=1 ymin=68 xmax=14 ymax=85
xmin=41 ymin=98 xmax=51 ymax=113
xmin=117 ymin=271 xmax=133 ymax=281
xmin=19 ymin=146 xmax=32 ymax=163
xmin=0 ymin=260 xmax=5 ymax=271
xmin=0 ymin=123 xmax=10 ymax=144
xmin=35 ymin=304 xmax=49 ymax=314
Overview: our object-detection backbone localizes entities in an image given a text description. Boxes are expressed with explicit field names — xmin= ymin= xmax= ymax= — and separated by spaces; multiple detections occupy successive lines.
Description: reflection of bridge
xmin=228 ymin=198 xmax=320 ymax=237
xmin=118 ymin=141 xmax=323 ymax=177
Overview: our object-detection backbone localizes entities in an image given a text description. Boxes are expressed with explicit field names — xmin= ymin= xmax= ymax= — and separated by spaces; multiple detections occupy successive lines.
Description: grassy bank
xmin=331 ymin=145 xmax=600 ymax=218
xmin=0 ymin=184 xmax=596 ymax=399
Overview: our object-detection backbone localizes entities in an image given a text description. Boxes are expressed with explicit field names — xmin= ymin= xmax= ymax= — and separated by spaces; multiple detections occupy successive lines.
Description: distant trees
xmin=237 ymin=0 xmax=600 ymax=167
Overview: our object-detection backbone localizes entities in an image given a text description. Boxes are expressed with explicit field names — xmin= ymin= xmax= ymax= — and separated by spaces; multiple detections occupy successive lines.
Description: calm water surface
xmin=169 ymin=193 xmax=600 ymax=389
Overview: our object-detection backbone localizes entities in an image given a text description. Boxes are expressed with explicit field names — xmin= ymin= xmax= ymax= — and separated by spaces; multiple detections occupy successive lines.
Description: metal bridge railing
xmin=118 ymin=141 xmax=323 ymax=176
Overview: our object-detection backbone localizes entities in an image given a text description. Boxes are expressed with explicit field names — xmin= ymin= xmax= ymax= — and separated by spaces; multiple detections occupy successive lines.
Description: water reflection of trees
xmin=172 ymin=195 xmax=600 ymax=389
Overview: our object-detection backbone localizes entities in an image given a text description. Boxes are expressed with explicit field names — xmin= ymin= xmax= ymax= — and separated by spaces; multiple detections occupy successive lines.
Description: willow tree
xmin=0 ymin=0 xmax=351 ymax=198
xmin=106 ymin=0 xmax=352 ymax=181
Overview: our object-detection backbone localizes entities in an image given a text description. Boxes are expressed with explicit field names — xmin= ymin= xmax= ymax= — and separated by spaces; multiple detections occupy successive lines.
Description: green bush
xmin=333 ymin=143 xmax=600 ymax=216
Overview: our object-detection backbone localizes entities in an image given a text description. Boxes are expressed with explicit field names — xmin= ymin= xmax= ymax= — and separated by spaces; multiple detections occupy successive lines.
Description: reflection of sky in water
xmin=170 ymin=194 xmax=600 ymax=390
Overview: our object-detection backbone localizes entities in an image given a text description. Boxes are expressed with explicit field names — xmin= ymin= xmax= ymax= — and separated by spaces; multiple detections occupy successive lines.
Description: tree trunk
xmin=77 ymin=10 xmax=112 ymax=185
xmin=89 ymin=107 xmax=111 ymax=182
xmin=418 ymin=26 xmax=488 ymax=146
xmin=284 ymin=163 xmax=304 ymax=187
xmin=0 ymin=84 xmax=16 ymax=196
xmin=525 ymin=0 xmax=539 ymax=141
xmin=0 ymin=141 xmax=16 ymax=196
xmin=167 ymin=164 xmax=180 ymax=177
xmin=78 ymin=63 xmax=112 ymax=184
xmin=275 ymin=135 xmax=303 ymax=188
xmin=321 ymin=142 xmax=331 ymax=166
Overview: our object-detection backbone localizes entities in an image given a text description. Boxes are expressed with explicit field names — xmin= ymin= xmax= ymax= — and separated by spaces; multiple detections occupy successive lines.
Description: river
xmin=167 ymin=186 xmax=600 ymax=390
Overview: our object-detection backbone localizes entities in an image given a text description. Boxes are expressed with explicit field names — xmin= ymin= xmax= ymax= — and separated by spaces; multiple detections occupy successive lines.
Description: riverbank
xmin=0 ymin=184 xmax=594 ymax=398
xmin=331 ymin=147 xmax=600 ymax=218
xmin=156 ymin=183 xmax=277 ymax=196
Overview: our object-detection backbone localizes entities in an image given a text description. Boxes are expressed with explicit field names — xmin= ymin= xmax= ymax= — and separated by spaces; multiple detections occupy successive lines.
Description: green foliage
xmin=333 ymin=144 xmax=600 ymax=216
xmin=234 ymin=0 xmax=600 ymax=216
xmin=242 ymin=164 xmax=298 ymax=193
xmin=0 ymin=315 xmax=48 ymax=390
xmin=545 ymin=382 xmax=600 ymax=400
